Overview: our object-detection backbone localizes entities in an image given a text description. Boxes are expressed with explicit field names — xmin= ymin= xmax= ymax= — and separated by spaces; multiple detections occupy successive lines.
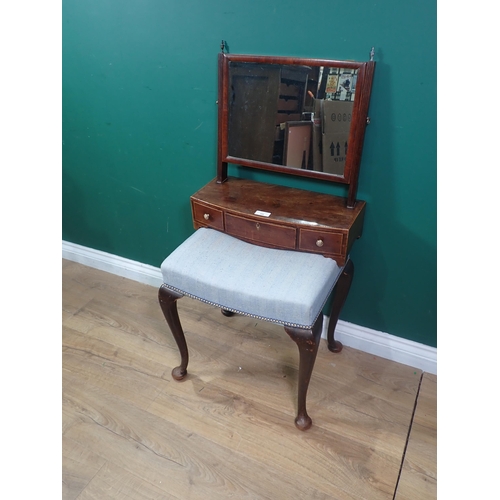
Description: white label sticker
xmin=254 ymin=210 xmax=271 ymax=217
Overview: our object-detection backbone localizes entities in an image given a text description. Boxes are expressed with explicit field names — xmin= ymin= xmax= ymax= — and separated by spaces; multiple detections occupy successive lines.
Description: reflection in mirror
xmin=227 ymin=62 xmax=358 ymax=177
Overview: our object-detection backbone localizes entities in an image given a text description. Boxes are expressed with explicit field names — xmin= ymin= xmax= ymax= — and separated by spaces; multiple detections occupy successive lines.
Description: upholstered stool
xmin=158 ymin=227 xmax=354 ymax=430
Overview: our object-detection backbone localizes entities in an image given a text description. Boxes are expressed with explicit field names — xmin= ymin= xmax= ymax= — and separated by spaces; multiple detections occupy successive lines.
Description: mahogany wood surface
xmin=284 ymin=315 xmax=323 ymax=431
xmin=216 ymin=52 xmax=228 ymax=182
xmin=158 ymin=286 xmax=188 ymax=381
xmin=347 ymin=61 xmax=376 ymax=207
xmin=191 ymin=176 xmax=366 ymax=266
xmin=327 ymin=259 xmax=355 ymax=353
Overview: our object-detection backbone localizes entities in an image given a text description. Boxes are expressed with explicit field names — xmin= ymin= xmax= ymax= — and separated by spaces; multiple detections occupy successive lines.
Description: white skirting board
xmin=62 ymin=240 xmax=164 ymax=288
xmin=320 ymin=318 xmax=437 ymax=375
xmin=62 ymin=240 xmax=437 ymax=375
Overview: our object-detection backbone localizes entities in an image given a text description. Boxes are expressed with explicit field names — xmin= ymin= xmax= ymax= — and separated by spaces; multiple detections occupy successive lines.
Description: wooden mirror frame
xmin=217 ymin=52 xmax=375 ymax=208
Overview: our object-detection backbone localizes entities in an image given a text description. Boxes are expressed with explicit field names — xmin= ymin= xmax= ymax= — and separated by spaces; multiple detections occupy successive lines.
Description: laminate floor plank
xmin=148 ymin=378 xmax=400 ymax=499
xmin=62 ymin=436 xmax=107 ymax=500
xmin=62 ymin=260 xmax=436 ymax=500
xmin=75 ymin=461 xmax=180 ymax=500
xmin=395 ymin=373 xmax=437 ymax=499
xmin=63 ymin=327 xmax=169 ymax=411
xmin=63 ymin=377 xmax=334 ymax=500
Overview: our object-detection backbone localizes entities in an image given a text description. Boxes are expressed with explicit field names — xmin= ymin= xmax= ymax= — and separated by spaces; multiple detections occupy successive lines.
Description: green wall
xmin=62 ymin=0 xmax=436 ymax=347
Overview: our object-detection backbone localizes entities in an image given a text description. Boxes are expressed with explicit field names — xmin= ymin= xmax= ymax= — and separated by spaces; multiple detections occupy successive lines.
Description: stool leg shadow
xmin=327 ymin=259 xmax=354 ymax=353
xmin=284 ymin=314 xmax=323 ymax=431
xmin=158 ymin=285 xmax=188 ymax=381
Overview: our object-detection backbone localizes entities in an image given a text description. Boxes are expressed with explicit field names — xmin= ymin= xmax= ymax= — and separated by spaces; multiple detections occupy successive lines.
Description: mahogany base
xmin=327 ymin=259 xmax=354 ymax=354
xmin=284 ymin=316 xmax=323 ymax=431
xmin=158 ymin=286 xmax=188 ymax=380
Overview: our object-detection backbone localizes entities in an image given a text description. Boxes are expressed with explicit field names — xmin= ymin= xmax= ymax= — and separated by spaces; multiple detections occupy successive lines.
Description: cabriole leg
xmin=284 ymin=314 xmax=323 ymax=431
xmin=158 ymin=285 xmax=188 ymax=380
xmin=327 ymin=259 xmax=354 ymax=353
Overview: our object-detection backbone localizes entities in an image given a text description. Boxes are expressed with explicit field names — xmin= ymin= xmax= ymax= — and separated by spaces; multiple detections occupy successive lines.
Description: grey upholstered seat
xmin=160 ymin=227 xmax=344 ymax=329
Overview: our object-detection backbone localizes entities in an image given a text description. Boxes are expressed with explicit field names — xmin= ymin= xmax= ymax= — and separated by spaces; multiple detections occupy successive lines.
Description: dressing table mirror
xmin=158 ymin=44 xmax=376 ymax=430
xmin=219 ymin=47 xmax=375 ymax=207
xmin=191 ymin=44 xmax=376 ymax=265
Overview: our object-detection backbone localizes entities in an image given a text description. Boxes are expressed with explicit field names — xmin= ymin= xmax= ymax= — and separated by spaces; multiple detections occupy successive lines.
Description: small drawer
xmin=299 ymin=228 xmax=344 ymax=255
xmin=225 ymin=213 xmax=296 ymax=250
xmin=192 ymin=201 xmax=224 ymax=230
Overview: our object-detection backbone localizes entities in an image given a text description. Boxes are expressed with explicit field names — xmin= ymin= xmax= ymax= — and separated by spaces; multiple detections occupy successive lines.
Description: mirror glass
xmin=227 ymin=61 xmax=358 ymax=177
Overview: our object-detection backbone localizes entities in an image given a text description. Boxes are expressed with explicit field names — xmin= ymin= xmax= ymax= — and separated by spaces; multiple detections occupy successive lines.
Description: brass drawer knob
xmin=316 ymin=239 xmax=324 ymax=247
xmin=203 ymin=213 xmax=210 ymax=220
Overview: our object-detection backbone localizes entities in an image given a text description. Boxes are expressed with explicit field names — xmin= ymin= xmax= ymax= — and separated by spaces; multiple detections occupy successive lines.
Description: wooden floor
xmin=62 ymin=260 xmax=436 ymax=499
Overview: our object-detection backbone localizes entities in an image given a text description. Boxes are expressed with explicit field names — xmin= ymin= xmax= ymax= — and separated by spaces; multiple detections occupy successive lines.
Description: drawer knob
xmin=255 ymin=222 xmax=260 ymax=230
xmin=316 ymin=239 xmax=324 ymax=248
xmin=203 ymin=213 xmax=210 ymax=220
